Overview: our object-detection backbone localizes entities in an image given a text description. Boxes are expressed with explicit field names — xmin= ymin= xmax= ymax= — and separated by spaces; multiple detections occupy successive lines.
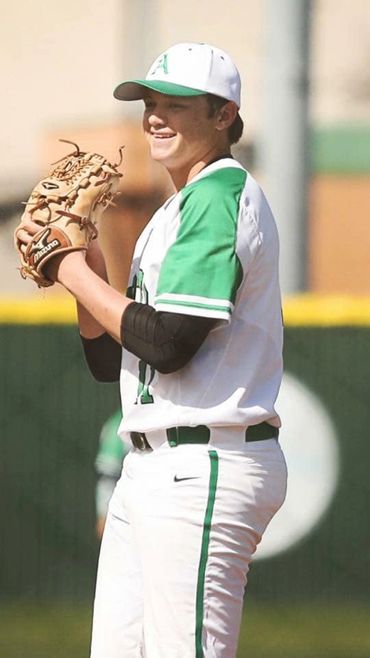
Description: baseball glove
xmin=15 ymin=139 xmax=123 ymax=287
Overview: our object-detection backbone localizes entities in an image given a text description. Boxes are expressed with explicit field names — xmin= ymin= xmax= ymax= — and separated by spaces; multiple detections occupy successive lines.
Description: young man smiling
xmin=141 ymin=91 xmax=238 ymax=189
xmin=16 ymin=42 xmax=287 ymax=658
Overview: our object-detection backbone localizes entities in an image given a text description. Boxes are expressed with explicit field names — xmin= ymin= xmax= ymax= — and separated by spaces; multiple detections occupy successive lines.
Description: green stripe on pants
xmin=195 ymin=450 xmax=219 ymax=657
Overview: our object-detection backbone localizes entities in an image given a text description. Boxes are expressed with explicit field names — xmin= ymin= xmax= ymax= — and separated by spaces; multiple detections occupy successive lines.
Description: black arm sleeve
xmin=81 ymin=332 xmax=121 ymax=382
xmin=80 ymin=303 xmax=217 ymax=381
xmin=121 ymin=302 xmax=217 ymax=374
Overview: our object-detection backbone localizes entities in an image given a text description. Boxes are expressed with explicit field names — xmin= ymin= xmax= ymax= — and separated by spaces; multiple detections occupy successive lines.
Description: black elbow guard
xmin=121 ymin=302 xmax=216 ymax=373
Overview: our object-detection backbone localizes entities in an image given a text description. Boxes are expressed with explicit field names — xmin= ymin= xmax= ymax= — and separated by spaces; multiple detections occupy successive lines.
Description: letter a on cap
xmin=150 ymin=53 xmax=169 ymax=76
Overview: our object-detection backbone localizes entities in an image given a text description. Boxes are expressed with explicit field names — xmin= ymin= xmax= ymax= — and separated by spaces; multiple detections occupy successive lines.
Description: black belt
xmin=130 ymin=422 xmax=279 ymax=451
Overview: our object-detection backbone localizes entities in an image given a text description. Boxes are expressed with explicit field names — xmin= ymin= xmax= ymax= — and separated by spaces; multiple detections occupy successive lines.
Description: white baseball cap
xmin=113 ymin=42 xmax=241 ymax=108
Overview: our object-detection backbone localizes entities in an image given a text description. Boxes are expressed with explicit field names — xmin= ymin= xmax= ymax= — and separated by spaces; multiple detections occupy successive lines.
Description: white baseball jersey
xmin=118 ymin=157 xmax=283 ymax=439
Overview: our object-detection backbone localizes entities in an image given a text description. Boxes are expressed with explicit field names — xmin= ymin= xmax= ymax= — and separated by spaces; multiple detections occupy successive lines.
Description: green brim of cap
xmin=113 ymin=79 xmax=206 ymax=101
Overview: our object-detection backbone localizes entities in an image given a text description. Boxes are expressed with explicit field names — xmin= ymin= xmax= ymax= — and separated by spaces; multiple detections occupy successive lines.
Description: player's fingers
xmin=14 ymin=216 xmax=43 ymax=246
xmin=14 ymin=226 xmax=33 ymax=246
xmin=19 ymin=216 xmax=43 ymax=234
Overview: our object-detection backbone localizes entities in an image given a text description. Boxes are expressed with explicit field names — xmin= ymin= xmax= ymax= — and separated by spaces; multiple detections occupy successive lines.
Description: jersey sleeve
xmin=155 ymin=167 xmax=247 ymax=320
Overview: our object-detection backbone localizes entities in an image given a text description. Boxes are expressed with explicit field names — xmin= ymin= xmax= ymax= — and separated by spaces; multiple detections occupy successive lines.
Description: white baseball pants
xmin=90 ymin=434 xmax=287 ymax=658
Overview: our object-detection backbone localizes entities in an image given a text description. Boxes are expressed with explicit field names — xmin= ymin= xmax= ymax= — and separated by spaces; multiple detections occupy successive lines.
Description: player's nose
xmin=147 ymin=110 xmax=167 ymax=127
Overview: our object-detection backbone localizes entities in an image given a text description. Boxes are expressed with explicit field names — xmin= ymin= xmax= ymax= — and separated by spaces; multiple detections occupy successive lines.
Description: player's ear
xmin=215 ymin=101 xmax=238 ymax=131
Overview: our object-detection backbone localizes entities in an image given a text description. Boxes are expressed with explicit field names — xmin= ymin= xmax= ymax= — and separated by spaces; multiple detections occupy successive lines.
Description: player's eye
xmin=169 ymin=102 xmax=186 ymax=109
xmin=144 ymin=100 xmax=155 ymax=111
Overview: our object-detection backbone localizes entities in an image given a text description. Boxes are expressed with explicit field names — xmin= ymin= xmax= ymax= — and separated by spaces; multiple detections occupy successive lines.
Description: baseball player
xmin=18 ymin=42 xmax=287 ymax=658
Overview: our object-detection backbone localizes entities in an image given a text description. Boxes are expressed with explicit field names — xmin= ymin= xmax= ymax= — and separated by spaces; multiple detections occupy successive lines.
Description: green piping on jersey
xmin=156 ymin=167 xmax=246 ymax=318
xmin=156 ymin=298 xmax=233 ymax=313
xmin=195 ymin=449 xmax=219 ymax=658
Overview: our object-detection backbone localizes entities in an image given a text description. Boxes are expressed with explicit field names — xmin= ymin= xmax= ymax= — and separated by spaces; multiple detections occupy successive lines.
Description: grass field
xmin=1 ymin=602 xmax=369 ymax=657
xmin=237 ymin=604 xmax=370 ymax=658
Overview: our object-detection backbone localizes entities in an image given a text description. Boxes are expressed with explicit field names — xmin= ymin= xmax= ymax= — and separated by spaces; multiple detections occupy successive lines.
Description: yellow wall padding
xmin=1 ymin=294 xmax=370 ymax=326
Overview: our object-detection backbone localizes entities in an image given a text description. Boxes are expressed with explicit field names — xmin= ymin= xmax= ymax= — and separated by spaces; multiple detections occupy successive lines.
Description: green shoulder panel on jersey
xmin=155 ymin=167 xmax=246 ymax=320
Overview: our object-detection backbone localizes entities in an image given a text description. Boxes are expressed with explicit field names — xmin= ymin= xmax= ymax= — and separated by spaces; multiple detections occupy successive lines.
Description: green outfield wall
xmin=249 ymin=324 xmax=370 ymax=604
xmin=0 ymin=296 xmax=369 ymax=605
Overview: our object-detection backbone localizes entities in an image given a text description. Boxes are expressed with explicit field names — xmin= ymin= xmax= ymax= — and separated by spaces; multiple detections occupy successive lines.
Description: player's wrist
xmin=48 ymin=250 xmax=87 ymax=286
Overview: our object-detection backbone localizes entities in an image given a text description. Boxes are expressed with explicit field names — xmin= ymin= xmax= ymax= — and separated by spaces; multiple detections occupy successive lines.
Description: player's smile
xmin=150 ymin=132 xmax=176 ymax=141
xmin=151 ymin=132 xmax=175 ymax=138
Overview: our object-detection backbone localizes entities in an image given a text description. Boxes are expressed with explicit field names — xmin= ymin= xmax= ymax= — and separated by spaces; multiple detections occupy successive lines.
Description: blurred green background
xmin=1 ymin=321 xmax=369 ymax=657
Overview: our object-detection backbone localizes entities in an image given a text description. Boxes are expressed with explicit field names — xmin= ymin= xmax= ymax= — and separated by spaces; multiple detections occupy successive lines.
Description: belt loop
xmin=130 ymin=432 xmax=152 ymax=451
xmin=166 ymin=427 xmax=179 ymax=447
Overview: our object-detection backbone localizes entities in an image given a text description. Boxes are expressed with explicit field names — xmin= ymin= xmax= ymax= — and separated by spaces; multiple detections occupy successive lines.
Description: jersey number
xmin=137 ymin=360 xmax=155 ymax=405
xmin=131 ymin=269 xmax=155 ymax=405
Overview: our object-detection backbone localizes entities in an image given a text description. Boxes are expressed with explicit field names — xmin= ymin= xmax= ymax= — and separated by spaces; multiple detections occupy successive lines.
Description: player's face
xmin=142 ymin=91 xmax=230 ymax=188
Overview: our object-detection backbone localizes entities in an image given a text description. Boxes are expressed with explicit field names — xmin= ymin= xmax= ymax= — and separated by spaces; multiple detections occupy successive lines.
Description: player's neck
xmin=169 ymin=149 xmax=232 ymax=191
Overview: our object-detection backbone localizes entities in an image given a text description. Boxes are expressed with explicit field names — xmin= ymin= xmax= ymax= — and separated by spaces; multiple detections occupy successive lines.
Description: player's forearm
xmin=56 ymin=253 xmax=133 ymax=343
xmin=76 ymin=301 xmax=107 ymax=339
xmin=76 ymin=242 xmax=112 ymax=338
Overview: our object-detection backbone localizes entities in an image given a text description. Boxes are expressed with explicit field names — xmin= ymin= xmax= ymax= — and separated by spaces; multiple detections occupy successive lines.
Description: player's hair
xmin=206 ymin=94 xmax=244 ymax=145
